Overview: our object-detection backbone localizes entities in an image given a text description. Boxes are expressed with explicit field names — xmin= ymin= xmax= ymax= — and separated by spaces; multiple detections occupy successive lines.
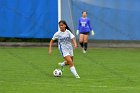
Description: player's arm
xmin=49 ymin=39 xmax=54 ymax=55
xmin=69 ymin=31 xmax=77 ymax=48
xmin=88 ymin=19 xmax=95 ymax=36
xmin=76 ymin=19 xmax=81 ymax=35
xmin=87 ymin=19 xmax=92 ymax=31
xmin=49 ymin=32 xmax=58 ymax=54
xmin=78 ymin=19 xmax=81 ymax=30
xmin=71 ymin=38 xmax=77 ymax=48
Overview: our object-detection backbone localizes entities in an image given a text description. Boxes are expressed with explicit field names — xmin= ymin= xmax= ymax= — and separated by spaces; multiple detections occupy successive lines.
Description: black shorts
xmin=80 ymin=32 xmax=89 ymax=35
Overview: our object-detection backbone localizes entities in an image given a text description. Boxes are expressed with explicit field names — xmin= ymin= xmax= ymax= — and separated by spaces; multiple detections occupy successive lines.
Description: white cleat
xmin=58 ymin=63 xmax=64 ymax=72
xmin=75 ymin=75 xmax=80 ymax=78
xmin=83 ymin=49 xmax=87 ymax=53
xmin=58 ymin=63 xmax=61 ymax=66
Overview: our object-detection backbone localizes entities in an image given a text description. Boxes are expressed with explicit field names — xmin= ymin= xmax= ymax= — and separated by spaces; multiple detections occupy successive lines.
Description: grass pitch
xmin=0 ymin=47 xmax=140 ymax=93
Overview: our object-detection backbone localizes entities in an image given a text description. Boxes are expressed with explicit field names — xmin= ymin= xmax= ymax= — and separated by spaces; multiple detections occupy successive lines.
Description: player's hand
xmin=76 ymin=30 xmax=79 ymax=36
xmin=74 ymin=44 xmax=77 ymax=49
xmin=91 ymin=30 xmax=95 ymax=36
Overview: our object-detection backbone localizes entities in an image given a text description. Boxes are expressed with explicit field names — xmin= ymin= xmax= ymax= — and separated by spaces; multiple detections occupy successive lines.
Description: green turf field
xmin=0 ymin=47 xmax=140 ymax=93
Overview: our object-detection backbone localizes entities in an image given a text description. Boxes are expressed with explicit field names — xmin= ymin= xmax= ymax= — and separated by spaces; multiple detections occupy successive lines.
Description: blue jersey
xmin=78 ymin=17 xmax=93 ymax=33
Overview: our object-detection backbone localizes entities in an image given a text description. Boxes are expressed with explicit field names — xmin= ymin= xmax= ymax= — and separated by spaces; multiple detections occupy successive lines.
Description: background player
xmin=76 ymin=11 xmax=95 ymax=53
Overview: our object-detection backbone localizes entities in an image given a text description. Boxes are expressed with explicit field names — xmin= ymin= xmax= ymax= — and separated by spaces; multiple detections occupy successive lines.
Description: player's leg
xmin=70 ymin=49 xmax=74 ymax=62
xmin=59 ymin=50 xmax=74 ymax=67
xmin=58 ymin=50 xmax=72 ymax=71
xmin=83 ymin=34 xmax=89 ymax=53
xmin=79 ymin=34 xmax=84 ymax=48
xmin=58 ymin=49 xmax=72 ymax=67
xmin=64 ymin=56 xmax=73 ymax=66
xmin=64 ymin=56 xmax=80 ymax=78
xmin=71 ymin=56 xmax=73 ymax=62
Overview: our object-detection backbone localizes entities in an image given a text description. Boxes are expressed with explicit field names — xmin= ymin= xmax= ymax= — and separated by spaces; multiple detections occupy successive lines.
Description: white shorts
xmin=59 ymin=49 xmax=74 ymax=57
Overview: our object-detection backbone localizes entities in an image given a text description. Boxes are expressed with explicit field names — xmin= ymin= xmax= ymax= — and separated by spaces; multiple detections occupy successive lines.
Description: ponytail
xmin=66 ymin=25 xmax=71 ymax=31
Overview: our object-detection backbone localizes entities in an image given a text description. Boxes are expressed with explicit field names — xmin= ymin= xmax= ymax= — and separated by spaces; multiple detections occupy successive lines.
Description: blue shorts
xmin=80 ymin=32 xmax=89 ymax=35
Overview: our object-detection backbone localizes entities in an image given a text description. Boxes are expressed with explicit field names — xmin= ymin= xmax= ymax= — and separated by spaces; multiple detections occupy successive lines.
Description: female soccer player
xmin=76 ymin=11 xmax=94 ymax=53
xmin=49 ymin=20 xmax=80 ymax=78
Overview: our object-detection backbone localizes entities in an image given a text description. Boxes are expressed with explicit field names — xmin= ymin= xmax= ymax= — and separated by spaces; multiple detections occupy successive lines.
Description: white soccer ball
xmin=53 ymin=69 xmax=62 ymax=77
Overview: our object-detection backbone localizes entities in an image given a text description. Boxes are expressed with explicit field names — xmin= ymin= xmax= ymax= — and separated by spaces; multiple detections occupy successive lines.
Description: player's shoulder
xmin=66 ymin=29 xmax=71 ymax=32
xmin=66 ymin=29 xmax=73 ymax=34
xmin=66 ymin=29 xmax=75 ymax=37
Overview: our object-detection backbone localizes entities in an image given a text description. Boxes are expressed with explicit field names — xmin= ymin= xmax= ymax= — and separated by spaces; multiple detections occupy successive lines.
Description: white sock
xmin=70 ymin=66 xmax=79 ymax=77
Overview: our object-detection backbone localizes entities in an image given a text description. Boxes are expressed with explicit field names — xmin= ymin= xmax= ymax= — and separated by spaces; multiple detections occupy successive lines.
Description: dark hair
xmin=59 ymin=20 xmax=71 ymax=31
xmin=82 ymin=11 xmax=87 ymax=14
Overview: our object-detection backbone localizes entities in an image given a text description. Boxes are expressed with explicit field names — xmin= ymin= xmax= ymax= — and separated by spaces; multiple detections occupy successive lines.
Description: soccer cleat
xmin=75 ymin=75 xmax=80 ymax=78
xmin=58 ymin=63 xmax=61 ymax=66
xmin=58 ymin=63 xmax=64 ymax=72
xmin=83 ymin=49 xmax=87 ymax=53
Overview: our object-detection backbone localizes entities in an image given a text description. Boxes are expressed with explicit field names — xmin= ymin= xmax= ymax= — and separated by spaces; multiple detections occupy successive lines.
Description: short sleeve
xmin=68 ymin=30 xmax=75 ymax=39
xmin=52 ymin=32 xmax=59 ymax=40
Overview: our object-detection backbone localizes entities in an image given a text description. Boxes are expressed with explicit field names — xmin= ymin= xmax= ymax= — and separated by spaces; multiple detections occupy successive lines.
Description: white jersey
xmin=52 ymin=30 xmax=75 ymax=57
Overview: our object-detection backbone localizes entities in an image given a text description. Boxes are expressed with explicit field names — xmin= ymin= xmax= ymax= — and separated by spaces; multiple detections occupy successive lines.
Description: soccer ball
xmin=53 ymin=69 xmax=62 ymax=77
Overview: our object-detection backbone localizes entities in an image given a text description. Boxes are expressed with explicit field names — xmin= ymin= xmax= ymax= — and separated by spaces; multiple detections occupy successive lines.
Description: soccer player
xmin=76 ymin=11 xmax=94 ymax=53
xmin=49 ymin=20 xmax=80 ymax=78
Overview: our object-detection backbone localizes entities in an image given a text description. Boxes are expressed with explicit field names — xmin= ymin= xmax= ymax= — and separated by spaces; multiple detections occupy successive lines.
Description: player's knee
xmin=65 ymin=61 xmax=69 ymax=65
xmin=67 ymin=60 xmax=73 ymax=66
xmin=69 ymin=62 xmax=74 ymax=67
